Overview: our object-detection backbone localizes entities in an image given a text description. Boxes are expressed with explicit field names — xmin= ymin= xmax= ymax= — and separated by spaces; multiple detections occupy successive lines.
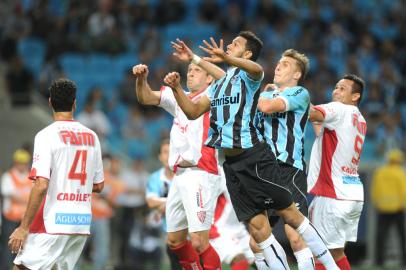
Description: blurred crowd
xmin=0 ymin=0 xmax=405 ymax=160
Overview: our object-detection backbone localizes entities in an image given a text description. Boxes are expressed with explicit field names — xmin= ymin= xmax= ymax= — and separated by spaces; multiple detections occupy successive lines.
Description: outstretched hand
xmin=132 ymin=64 xmax=149 ymax=79
xmin=171 ymin=39 xmax=194 ymax=62
xmin=164 ymin=72 xmax=182 ymax=91
xmin=199 ymin=37 xmax=225 ymax=63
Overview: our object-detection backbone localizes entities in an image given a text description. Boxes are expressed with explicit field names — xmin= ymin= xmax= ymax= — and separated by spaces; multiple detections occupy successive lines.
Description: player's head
xmin=49 ymin=78 xmax=77 ymax=112
xmin=226 ymin=31 xmax=263 ymax=61
xmin=187 ymin=63 xmax=213 ymax=92
xmin=158 ymin=138 xmax=170 ymax=169
xmin=274 ymin=49 xmax=309 ymax=87
xmin=332 ymin=74 xmax=365 ymax=106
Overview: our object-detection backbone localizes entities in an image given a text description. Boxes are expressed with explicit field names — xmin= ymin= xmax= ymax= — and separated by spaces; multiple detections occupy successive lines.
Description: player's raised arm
xmin=200 ymin=37 xmax=263 ymax=81
xmin=163 ymin=71 xmax=210 ymax=120
xmin=172 ymin=39 xmax=226 ymax=80
xmin=257 ymin=84 xmax=287 ymax=113
xmin=132 ymin=64 xmax=161 ymax=105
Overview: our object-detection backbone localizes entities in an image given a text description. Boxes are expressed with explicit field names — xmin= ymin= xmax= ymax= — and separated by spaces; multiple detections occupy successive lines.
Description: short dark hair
xmin=238 ymin=31 xmax=263 ymax=61
xmin=343 ymin=74 xmax=365 ymax=104
xmin=49 ymin=78 xmax=76 ymax=112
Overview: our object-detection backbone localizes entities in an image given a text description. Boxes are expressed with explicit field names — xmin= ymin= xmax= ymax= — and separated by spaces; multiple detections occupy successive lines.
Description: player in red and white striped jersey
xmin=308 ymin=74 xmax=366 ymax=270
xmin=9 ymin=79 xmax=104 ymax=270
xmin=133 ymin=63 xmax=222 ymax=270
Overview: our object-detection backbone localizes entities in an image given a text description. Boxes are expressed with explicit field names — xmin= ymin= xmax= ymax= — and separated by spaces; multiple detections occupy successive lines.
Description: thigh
xmin=57 ymin=235 xmax=87 ymax=270
xmin=177 ymin=169 xmax=220 ymax=232
xmin=165 ymin=177 xmax=187 ymax=233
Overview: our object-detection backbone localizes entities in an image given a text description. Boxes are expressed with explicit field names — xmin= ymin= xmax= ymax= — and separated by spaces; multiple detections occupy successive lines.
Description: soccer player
xmin=145 ymin=138 xmax=181 ymax=270
xmin=209 ymin=169 xmax=254 ymax=270
xmin=167 ymin=31 xmax=338 ymax=269
xmin=307 ymin=74 xmax=366 ymax=270
xmin=133 ymin=63 xmax=222 ymax=270
xmin=8 ymin=78 xmax=104 ymax=270
xmin=252 ymin=49 xmax=314 ymax=270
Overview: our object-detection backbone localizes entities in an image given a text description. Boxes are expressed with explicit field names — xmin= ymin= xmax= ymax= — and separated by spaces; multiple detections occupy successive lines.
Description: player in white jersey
xmin=133 ymin=63 xmax=222 ymax=270
xmin=307 ymin=74 xmax=366 ymax=270
xmin=209 ymin=169 xmax=254 ymax=270
xmin=8 ymin=79 xmax=104 ymax=270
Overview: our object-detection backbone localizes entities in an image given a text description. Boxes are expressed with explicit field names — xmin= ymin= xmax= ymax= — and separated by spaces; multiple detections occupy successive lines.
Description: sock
xmin=170 ymin=241 xmax=203 ymax=270
xmin=254 ymin=253 xmax=271 ymax=270
xmin=315 ymin=263 xmax=325 ymax=270
xmin=296 ymin=218 xmax=338 ymax=270
xmin=199 ymin=244 xmax=221 ymax=270
xmin=231 ymin=258 xmax=250 ymax=270
xmin=336 ymin=256 xmax=351 ymax=270
xmin=294 ymin=248 xmax=315 ymax=270
xmin=257 ymin=234 xmax=290 ymax=270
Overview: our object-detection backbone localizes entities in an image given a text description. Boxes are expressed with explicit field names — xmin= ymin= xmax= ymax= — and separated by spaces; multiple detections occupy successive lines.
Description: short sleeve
xmin=146 ymin=173 xmax=161 ymax=198
xmin=313 ymin=102 xmax=344 ymax=130
xmin=240 ymin=70 xmax=264 ymax=92
xmin=93 ymin=135 xmax=104 ymax=184
xmin=29 ymin=132 xmax=52 ymax=180
xmin=158 ymin=86 xmax=177 ymax=116
xmin=279 ymin=87 xmax=310 ymax=112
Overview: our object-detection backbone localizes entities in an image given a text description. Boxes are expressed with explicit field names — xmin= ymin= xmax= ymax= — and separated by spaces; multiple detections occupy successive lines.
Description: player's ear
xmin=73 ymin=99 xmax=77 ymax=112
xmin=293 ymin=70 xmax=301 ymax=82
xmin=243 ymin=50 xmax=252 ymax=60
xmin=206 ymin=75 xmax=214 ymax=85
xmin=352 ymin=93 xmax=361 ymax=104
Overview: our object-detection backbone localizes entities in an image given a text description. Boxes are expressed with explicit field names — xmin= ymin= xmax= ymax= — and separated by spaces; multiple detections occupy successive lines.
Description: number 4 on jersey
xmin=69 ymin=150 xmax=87 ymax=185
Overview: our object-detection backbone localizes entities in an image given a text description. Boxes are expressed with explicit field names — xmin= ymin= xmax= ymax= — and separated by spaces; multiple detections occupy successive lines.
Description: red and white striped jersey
xmin=29 ymin=120 xmax=104 ymax=234
xmin=307 ymin=102 xmax=367 ymax=201
xmin=159 ymin=86 xmax=219 ymax=175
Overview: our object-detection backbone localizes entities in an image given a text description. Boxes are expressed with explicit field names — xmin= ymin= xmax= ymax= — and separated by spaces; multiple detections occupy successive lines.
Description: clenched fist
xmin=164 ymin=72 xmax=182 ymax=91
xmin=132 ymin=64 xmax=149 ymax=78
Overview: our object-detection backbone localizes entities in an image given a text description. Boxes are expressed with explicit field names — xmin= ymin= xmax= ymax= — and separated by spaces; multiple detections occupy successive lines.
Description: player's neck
xmin=164 ymin=168 xmax=174 ymax=179
xmin=277 ymin=82 xmax=298 ymax=92
xmin=54 ymin=111 xmax=74 ymax=121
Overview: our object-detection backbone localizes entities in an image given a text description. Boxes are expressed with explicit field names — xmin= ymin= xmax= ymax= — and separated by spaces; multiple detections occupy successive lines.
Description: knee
xmin=288 ymin=234 xmax=306 ymax=251
xmin=249 ymin=237 xmax=261 ymax=253
xmin=277 ymin=207 xmax=304 ymax=229
xmin=166 ymin=234 xmax=185 ymax=249
xmin=190 ymin=234 xmax=209 ymax=253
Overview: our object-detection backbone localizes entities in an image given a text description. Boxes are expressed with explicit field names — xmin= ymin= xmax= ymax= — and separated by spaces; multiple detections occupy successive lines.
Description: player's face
xmin=226 ymin=36 xmax=247 ymax=58
xmin=186 ymin=64 xmax=211 ymax=92
xmin=273 ymin=56 xmax=301 ymax=86
xmin=332 ymin=79 xmax=357 ymax=104
xmin=159 ymin=143 xmax=170 ymax=169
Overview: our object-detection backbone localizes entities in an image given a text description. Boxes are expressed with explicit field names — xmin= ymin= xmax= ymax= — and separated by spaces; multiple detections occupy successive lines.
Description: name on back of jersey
xmin=59 ymin=130 xmax=95 ymax=146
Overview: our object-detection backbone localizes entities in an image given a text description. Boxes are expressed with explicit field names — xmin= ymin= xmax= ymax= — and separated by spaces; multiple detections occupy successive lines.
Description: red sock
xmin=200 ymin=244 xmax=221 ymax=270
xmin=231 ymin=258 xmax=249 ymax=270
xmin=336 ymin=256 xmax=351 ymax=270
xmin=170 ymin=241 xmax=203 ymax=270
xmin=315 ymin=262 xmax=326 ymax=270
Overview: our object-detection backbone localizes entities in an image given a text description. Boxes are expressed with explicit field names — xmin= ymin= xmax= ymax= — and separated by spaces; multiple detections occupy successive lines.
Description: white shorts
xmin=14 ymin=233 xmax=87 ymax=270
xmin=309 ymin=196 xmax=364 ymax=249
xmin=210 ymin=228 xmax=254 ymax=264
xmin=166 ymin=167 xmax=221 ymax=233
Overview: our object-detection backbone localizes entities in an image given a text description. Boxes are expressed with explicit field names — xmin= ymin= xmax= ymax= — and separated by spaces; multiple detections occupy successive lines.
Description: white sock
xmin=296 ymin=218 xmax=338 ymax=270
xmin=294 ymin=247 xmax=315 ymax=270
xmin=257 ymin=234 xmax=290 ymax=270
xmin=254 ymin=252 xmax=271 ymax=270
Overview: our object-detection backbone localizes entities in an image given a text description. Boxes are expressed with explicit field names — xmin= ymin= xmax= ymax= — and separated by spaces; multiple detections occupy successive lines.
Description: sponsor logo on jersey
xmin=57 ymin=192 xmax=92 ymax=202
xmin=55 ymin=213 xmax=91 ymax=225
xmin=342 ymin=175 xmax=362 ymax=185
xmin=210 ymin=93 xmax=240 ymax=107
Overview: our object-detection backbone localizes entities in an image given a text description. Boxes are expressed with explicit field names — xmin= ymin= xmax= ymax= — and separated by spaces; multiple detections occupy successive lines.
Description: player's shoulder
xmin=34 ymin=122 xmax=58 ymax=140
xmin=285 ymin=86 xmax=309 ymax=97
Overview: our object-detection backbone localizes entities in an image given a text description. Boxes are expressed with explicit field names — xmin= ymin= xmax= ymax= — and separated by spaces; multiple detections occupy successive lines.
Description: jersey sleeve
xmin=29 ymin=131 xmax=52 ymax=180
xmin=313 ymin=102 xmax=344 ymax=130
xmin=279 ymin=87 xmax=310 ymax=112
xmin=158 ymin=86 xmax=177 ymax=116
xmin=93 ymin=135 xmax=104 ymax=184
xmin=146 ymin=172 xmax=161 ymax=198
xmin=240 ymin=70 xmax=264 ymax=92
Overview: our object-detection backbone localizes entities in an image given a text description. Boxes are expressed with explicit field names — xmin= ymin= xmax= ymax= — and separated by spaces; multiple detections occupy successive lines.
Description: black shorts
xmin=268 ymin=162 xmax=308 ymax=227
xmin=223 ymin=143 xmax=293 ymax=222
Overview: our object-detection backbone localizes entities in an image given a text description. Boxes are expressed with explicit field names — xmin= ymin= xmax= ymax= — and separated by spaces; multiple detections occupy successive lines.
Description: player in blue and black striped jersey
xmin=167 ymin=32 xmax=338 ymax=269
xmin=253 ymin=49 xmax=315 ymax=270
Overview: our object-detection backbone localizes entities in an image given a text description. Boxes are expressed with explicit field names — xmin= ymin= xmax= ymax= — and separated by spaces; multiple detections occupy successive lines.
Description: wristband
xmin=191 ymin=54 xmax=201 ymax=65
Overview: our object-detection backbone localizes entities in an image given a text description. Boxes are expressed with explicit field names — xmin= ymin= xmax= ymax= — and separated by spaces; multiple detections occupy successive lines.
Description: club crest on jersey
xmin=197 ymin=211 xmax=206 ymax=223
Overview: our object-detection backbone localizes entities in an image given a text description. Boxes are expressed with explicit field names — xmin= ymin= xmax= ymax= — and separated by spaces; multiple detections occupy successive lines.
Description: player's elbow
xmin=93 ymin=182 xmax=104 ymax=193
